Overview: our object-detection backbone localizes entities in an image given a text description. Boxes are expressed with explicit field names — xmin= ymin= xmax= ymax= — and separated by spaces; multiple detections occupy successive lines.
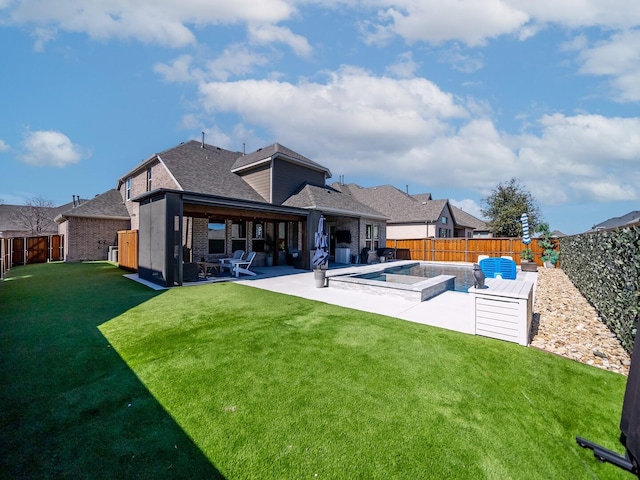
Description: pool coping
xmin=326 ymin=260 xmax=469 ymax=302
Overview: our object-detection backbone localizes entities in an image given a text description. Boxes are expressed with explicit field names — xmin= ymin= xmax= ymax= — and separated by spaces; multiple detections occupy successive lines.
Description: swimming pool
xmin=351 ymin=262 xmax=475 ymax=293
xmin=327 ymin=261 xmax=474 ymax=302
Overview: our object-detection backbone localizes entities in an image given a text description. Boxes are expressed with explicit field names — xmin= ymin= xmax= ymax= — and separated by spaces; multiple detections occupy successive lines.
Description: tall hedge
xmin=559 ymin=226 xmax=639 ymax=354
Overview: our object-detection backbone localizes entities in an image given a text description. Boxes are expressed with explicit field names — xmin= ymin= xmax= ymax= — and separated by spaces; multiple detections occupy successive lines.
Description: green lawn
xmin=0 ymin=262 xmax=633 ymax=479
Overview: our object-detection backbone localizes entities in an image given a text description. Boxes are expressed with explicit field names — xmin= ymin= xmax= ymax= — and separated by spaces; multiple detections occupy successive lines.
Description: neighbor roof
xmin=332 ymin=183 xmax=449 ymax=223
xmin=0 ymin=201 xmax=76 ymax=235
xmin=283 ymin=184 xmax=387 ymax=219
xmin=449 ymin=205 xmax=488 ymax=231
xmin=592 ymin=210 xmax=640 ymax=230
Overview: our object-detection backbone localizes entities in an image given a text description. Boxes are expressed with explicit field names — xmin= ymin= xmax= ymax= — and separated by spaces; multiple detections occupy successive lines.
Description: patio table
xmin=198 ymin=261 xmax=221 ymax=277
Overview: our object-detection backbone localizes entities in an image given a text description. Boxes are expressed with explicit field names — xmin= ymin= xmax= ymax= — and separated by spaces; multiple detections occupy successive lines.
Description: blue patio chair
xmin=479 ymin=257 xmax=517 ymax=280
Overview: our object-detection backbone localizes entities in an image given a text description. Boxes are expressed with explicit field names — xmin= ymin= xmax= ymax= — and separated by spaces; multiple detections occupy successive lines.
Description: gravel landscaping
xmin=531 ymin=267 xmax=631 ymax=376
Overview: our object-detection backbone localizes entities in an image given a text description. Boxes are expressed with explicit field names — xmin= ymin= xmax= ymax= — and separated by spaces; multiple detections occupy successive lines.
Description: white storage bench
xmin=468 ymin=279 xmax=534 ymax=346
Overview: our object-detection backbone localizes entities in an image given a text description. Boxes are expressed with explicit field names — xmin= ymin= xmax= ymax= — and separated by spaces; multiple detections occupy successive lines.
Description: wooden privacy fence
xmin=117 ymin=230 xmax=138 ymax=271
xmin=386 ymin=237 xmax=549 ymax=265
xmin=1 ymin=234 xmax=64 ymax=279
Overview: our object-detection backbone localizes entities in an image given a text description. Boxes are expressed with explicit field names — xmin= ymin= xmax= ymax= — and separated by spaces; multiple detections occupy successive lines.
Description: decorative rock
xmin=530 ymin=268 xmax=630 ymax=376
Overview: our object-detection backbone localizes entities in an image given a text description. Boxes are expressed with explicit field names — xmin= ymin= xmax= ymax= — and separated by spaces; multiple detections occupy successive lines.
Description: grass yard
xmin=0 ymin=262 xmax=634 ymax=479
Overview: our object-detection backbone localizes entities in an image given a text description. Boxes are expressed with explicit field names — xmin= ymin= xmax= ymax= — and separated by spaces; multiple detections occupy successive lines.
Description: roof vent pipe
xmin=201 ymin=132 xmax=205 ymax=148
xmin=406 ymin=185 xmax=409 ymax=195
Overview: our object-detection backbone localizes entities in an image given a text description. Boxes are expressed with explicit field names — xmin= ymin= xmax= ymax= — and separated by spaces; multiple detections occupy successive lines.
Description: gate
xmin=0 ymin=234 xmax=65 ymax=279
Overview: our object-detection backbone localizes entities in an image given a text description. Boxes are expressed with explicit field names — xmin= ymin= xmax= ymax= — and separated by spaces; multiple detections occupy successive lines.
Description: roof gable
xmin=155 ymin=141 xmax=266 ymax=203
xmin=56 ymin=189 xmax=130 ymax=221
xmin=283 ymin=183 xmax=387 ymax=219
xmin=232 ymin=143 xmax=331 ymax=177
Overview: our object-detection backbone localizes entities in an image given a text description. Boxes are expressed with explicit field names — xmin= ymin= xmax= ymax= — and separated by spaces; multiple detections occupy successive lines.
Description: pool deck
xmin=235 ymin=261 xmax=538 ymax=336
xmin=126 ymin=260 xmax=538 ymax=337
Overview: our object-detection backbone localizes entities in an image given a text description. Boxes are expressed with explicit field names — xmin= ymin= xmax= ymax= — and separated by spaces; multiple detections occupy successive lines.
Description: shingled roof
xmin=450 ymin=205 xmax=488 ymax=230
xmin=55 ymin=189 xmax=130 ymax=221
xmin=0 ymin=201 xmax=77 ymax=236
xmin=155 ymin=141 xmax=268 ymax=202
xmin=232 ymin=143 xmax=331 ymax=177
xmin=283 ymin=184 xmax=387 ymax=219
xmin=592 ymin=210 xmax=640 ymax=231
xmin=332 ymin=183 xmax=449 ymax=223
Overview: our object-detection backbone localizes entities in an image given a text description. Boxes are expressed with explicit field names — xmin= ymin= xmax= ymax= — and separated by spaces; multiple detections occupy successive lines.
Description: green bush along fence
xmin=560 ymin=226 xmax=639 ymax=354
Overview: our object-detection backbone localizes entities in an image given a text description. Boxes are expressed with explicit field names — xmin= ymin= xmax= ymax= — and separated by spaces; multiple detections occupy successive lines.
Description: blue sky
xmin=1 ymin=1 xmax=639 ymax=235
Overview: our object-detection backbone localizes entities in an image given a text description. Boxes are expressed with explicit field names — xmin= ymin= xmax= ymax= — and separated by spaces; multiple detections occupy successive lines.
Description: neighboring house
xmin=591 ymin=211 xmax=640 ymax=231
xmin=0 ymin=203 xmax=71 ymax=238
xmin=331 ymin=183 xmax=488 ymax=239
xmin=61 ymin=140 xmax=384 ymax=286
xmin=55 ymin=190 xmax=130 ymax=262
xmin=449 ymin=206 xmax=492 ymax=238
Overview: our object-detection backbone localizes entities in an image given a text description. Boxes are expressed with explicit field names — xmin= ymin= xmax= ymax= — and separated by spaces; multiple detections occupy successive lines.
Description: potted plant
xmin=520 ymin=247 xmax=538 ymax=272
xmin=536 ymin=222 xmax=559 ymax=268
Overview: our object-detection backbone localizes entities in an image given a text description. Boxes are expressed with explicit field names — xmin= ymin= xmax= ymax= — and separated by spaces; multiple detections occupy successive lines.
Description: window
xmin=439 ymin=228 xmax=452 ymax=238
xmin=146 ymin=168 xmax=152 ymax=191
xmin=208 ymin=222 xmax=225 ymax=254
xmin=252 ymin=222 xmax=265 ymax=252
xmin=231 ymin=220 xmax=247 ymax=252
xmin=125 ymin=178 xmax=132 ymax=201
xmin=441 ymin=216 xmax=447 ymax=224
xmin=366 ymin=223 xmax=380 ymax=250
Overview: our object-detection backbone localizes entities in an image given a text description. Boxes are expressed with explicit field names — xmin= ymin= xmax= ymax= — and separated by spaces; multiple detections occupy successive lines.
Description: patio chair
xmin=231 ymin=251 xmax=257 ymax=278
xmin=479 ymin=257 xmax=517 ymax=280
xmin=219 ymin=250 xmax=244 ymax=270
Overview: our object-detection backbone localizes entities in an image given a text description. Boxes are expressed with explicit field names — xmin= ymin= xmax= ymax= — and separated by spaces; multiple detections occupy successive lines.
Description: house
xmin=55 ymin=190 xmax=130 ymax=261
xmin=0 ymin=202 xmax=73 ymax=238
xmin=331 ymin=183 xmax=488 ymax=239
xmin=591 ymin=211 xmax=640 ymax=231
xmin=57 ymin=140 xmax=385 ymax=286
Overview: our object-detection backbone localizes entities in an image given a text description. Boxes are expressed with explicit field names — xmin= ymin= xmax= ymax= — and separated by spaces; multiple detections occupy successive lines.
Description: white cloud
xmin=385 ymin=51 xmax=419 ymax=78
xmin=5 ymin=0 xmax=295 ymax=48
xmin=20 ymin=130 xmax=87 ymax=167
xmin=248 ymin=24 xmax=313 ymax=58
xmin=154 ymin=54 xmax=198 ymax=83
xmin=369 ymin=0 xmax=529 ymax=47
xmin=509 ymin=0 xmax=640 ymax=30
xmin=197 ymin=66 xmax=468 ymax=151
xmin=439 ymin=44 xmax=484 ymax=73
xmin=0 ymin=139 xmax=9 ymax=152
xmin=194 ymin=67 xmax=639 ymax=205
xmin=450 ymin=198 xmax=486 ymax=220
xmin=576 ymin=29 xmax=640 ymax=102
xmin=206 ymin=45 xmax=270 ymax=81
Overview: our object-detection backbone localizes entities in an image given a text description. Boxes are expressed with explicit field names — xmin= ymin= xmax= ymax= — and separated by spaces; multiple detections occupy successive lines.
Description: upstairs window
xmin=146 ymin=168 xmax=152 ymax=191
xmin=125 ymin=178 xmax=132 ymax=201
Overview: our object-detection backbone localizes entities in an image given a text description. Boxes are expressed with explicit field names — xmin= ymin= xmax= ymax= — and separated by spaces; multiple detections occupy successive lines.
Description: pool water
xmin=353 ymin=263 xmax=475 ymax=293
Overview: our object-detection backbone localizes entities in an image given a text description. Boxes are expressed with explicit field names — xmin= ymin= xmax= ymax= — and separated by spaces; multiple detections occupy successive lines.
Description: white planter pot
xmin=314 ymin=269 xmax=326 ymax=288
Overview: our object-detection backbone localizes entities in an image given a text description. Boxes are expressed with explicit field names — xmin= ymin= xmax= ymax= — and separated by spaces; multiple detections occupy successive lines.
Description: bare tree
xmin=13 ymin=195 xmax=56 ymax=235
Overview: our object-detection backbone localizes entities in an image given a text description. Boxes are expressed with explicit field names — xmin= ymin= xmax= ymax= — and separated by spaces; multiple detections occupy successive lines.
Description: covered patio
xmin=134 ymin=189 xmax=325 ymax=287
